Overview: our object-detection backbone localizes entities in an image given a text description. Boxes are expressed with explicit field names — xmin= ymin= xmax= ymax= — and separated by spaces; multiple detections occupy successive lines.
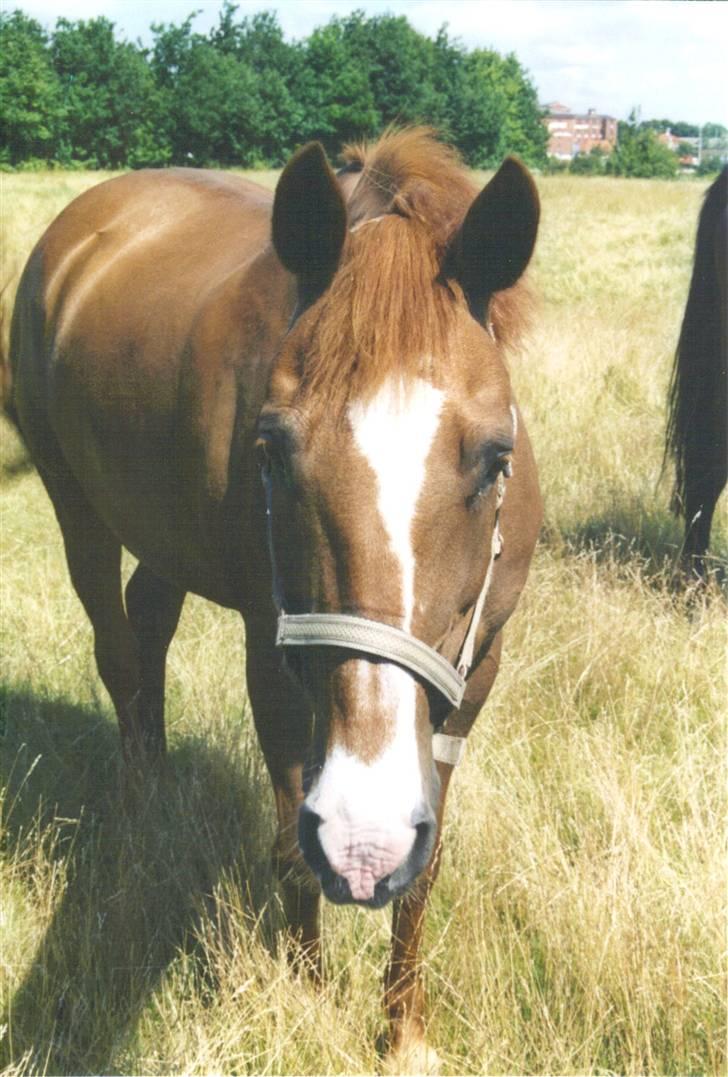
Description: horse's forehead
xmin=347 ymin=378 xmax=445 ymax=463
xmin=331 ymin=356 xmax=509 ymax=448
xmin=303 ymin=360 xmax=510 ymax=479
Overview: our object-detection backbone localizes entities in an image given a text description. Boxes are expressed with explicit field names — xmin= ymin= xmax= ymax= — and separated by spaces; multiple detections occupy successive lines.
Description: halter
xmin=263 ymin=406 xmax=516 ymax=757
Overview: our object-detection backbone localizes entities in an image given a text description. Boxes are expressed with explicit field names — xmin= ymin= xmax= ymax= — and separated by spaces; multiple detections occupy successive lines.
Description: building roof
xmin=543 ymin=102 xmax=616 ymax=121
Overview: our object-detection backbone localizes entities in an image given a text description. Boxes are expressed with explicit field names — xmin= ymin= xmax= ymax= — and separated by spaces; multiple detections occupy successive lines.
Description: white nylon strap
xmin=277 ymin=612 xmax=467 ymax=708
xmin=432 ymin=733 xmax=466 ymax=766
xmin=453 ymin=404 xmax=516 ymax=681
xmin=455 ymin=470 xmax=506 ymax=678
xmin=349 ymin=215 xmax=385 ymax=233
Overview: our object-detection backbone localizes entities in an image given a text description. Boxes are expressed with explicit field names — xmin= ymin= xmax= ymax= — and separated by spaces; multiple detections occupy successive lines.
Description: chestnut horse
xmin=666 ymin=166 xmax=727 ymax=579
xmin=10 ymin=129 xmax=541 ymax=1067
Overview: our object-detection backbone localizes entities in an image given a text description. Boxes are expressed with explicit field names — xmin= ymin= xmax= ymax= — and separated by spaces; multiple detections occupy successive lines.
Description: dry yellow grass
xmin=0 ymin=169 xmax=725 ymax=1076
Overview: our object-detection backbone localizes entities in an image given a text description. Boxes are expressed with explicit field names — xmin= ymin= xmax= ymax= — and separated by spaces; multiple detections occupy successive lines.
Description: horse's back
xmin=11 ymin=169 xmax=288 ymax=605
xmin=14 ymin=168 xmax=273 ymax=389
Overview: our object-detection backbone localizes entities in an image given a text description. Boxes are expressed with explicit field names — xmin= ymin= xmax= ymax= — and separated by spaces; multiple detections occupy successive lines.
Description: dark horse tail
xmin=666 ymin=166 xmax=727 ymax=571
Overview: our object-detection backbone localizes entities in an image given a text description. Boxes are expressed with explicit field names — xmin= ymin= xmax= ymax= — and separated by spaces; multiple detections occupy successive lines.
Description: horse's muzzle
xmin=298 ymin=802 xmax=437 ymax=908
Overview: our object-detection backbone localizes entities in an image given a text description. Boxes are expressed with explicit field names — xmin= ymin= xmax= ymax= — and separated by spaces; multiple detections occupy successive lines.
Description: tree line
xmin=0 ymin=3 xmax=549 ymax=170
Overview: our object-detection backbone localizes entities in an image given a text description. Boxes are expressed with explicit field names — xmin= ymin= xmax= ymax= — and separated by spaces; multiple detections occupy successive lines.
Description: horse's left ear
xmin=450 ymin=157 xmax=540 ymax=321
xmin=273 ymin=141 xmax=348 ymax=308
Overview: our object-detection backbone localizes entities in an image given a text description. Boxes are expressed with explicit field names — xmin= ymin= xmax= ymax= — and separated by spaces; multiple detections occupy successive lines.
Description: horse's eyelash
xmin=471 ymin=452 xmax=511 ymax=496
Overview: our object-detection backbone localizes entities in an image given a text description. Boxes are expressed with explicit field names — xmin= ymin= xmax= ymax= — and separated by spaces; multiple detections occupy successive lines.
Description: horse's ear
xmin=273 ymin=141 xmax=348 ymax=307
xmin=450 ymin=157 xmax=539 ymax=321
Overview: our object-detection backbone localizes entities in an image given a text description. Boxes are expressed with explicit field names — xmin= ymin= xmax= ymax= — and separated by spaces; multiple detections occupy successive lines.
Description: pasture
xmin=0 ymin=168 xmax=725 ymax=1076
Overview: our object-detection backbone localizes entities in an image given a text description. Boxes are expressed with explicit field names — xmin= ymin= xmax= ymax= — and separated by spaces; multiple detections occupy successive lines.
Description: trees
xmin=0 ymin=6 xmax=551 ymax=170
xmin=51 ymin=17 xmax=162 ymax=167
xmin=162 ymin=40 xmax=262 ymax=166
xmin=6 ymin=6 xmax=711 ymax=175
xmin=0 ymin=11 xmax=62 ymax=164
xmin=450 ymin=47 xmax=512 ymax=168
xmin=324 ymin=13 xmax=445 ymax=131
xmin=569 ymin=147 xmax=606 ymax=176
xmin=151 ymin=16 xmax=264 ymax=167
xmin=608 ymin=119 xmax=678 ymax=179
xmin=639 ymin=118 xmax=699 ymax=138
xmin=491 ymin=52 xmax=548 ymax=167
xmin=208 ymin=8 xmax=305 ymax=164
xmin=292 ymin=19 xmax=379 ymax=153
xmin=419 ymin=33 xmax=548 ymax=169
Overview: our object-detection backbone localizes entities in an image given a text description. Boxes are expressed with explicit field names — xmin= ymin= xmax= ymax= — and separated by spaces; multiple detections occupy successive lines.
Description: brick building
xmin=544 ymin=102 xmax=618 ymax=159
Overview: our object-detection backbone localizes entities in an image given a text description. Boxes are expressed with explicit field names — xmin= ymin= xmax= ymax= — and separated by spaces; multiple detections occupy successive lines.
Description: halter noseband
xmin=264 ymin=408 xmax=515 ymax=717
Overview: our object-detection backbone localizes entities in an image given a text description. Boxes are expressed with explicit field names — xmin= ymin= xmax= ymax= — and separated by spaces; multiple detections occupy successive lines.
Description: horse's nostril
xmin=411 ymin=802 xmax=437 ymax=855
xmin=414 ymin=814 xmax=437 ymax=868
xmin=411 ymin=802 xmax=437 ymax=832
xmin=381 ymin=805 xmax=437 ymax=895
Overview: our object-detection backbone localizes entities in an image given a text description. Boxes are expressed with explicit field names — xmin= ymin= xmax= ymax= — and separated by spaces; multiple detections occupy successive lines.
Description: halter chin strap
xmin=264 ymin=407 xmax=516 ymax=751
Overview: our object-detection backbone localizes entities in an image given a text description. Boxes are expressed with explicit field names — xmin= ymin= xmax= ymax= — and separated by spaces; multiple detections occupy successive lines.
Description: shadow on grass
xmin=545 ymin=498 xmax=727 ymax=591
xmin=0 ymin=684 xmax=277 ymax=1075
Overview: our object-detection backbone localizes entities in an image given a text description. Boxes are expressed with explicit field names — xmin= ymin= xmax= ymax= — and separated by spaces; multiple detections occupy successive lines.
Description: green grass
xmin=1 ymin=170 xmax=725 ymax=1075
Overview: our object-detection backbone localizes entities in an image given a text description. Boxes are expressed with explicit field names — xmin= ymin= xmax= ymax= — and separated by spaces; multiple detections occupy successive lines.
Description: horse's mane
xmin=296 ymin=128 xmax=532 ymax=412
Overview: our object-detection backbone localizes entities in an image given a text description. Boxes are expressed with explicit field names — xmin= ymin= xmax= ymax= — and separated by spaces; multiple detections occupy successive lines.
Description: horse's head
xmin=258 ymin=131 xmax=539 ymax=907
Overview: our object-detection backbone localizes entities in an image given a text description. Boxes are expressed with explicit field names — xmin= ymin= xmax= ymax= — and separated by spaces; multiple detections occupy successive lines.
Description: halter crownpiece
xmin=266 ymin=407 xmax=516 ymax=738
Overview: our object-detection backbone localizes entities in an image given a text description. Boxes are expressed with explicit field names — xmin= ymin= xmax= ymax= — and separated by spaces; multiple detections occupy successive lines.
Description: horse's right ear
xmin=450 ymin=157 xmax=540 ymax=322
xmin=272 ymin=142 xmax=348 ymax=308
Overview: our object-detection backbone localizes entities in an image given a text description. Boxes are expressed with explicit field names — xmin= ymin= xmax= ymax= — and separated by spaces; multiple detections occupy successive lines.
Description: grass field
xmin=0 ymin=168 xmax=725 ymax=1076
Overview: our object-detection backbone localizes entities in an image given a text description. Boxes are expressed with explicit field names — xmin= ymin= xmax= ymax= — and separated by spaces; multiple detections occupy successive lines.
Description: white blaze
xmin=302 ymin=378 xmax=444 ymax=900
xmin=348 ymin=377 xmax=444 ymax=629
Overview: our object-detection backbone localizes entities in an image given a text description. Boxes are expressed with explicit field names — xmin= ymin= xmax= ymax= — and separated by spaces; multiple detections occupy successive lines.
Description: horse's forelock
xmin=345 ymin=127 xmax=476 ymax=241
xmin=294 ymin=216 xmax=454 ymax=415
xmin=288 ymin=128 xmax=532 ymax=416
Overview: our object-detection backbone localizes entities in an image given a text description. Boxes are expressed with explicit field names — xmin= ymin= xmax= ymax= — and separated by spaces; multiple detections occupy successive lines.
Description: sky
xmin=11 ymin=0 xmax=728 ymax=127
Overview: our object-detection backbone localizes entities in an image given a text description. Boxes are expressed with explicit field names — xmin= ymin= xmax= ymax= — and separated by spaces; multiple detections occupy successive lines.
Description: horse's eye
xmin=255 ymin=437 xmax=273 ymax=479
xmin=496 ymin=453 xmax=513 ymax=480
xmin=466 ymin=450 xmax=512 ymax=510
xmin=255 ymin=433 xmax=294 ymax=489
xmin=255 ymin=438 xmax=269 ymax=466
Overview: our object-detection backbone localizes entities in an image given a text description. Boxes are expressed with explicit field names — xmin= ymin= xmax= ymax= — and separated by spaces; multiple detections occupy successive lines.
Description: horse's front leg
xmin=384 ymin=633 xmax=503 ymax=1073
xmin=244 ymin=619 xmax=321 ymax=977
xmin=384 ymin=761 xmax=453 ymax=1075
